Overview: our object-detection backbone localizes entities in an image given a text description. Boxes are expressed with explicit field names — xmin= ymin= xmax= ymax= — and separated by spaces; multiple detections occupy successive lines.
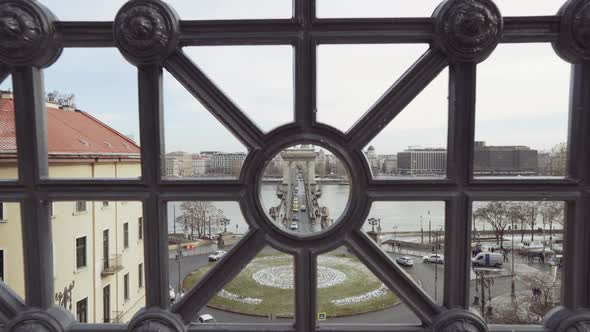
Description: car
xmin=293 ymin=206 xmax=299 ymax=212
xmin=396 ymin=256 xmax=414 ymax=267
xmin=423 ymin=254 xmax=444 ymax=264
xmin=169 ymin=285 xmax=176 ymax=302
xmin=292 ymin=215 xmax=299 ymax=221
xmin=198 ymin=314 xmax=216 ymax=323
xmin=472 ymin=252 xmax=503 ymax=268
xmin=290 ymin=222 xmax=298 ymax=230
xmin=300 ymin=205 xmax=306 ymax=211
xmin=208 ymin=250 xmax=227 ymax=261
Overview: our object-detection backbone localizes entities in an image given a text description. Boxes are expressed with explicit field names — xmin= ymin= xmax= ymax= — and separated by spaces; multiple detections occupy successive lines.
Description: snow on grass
xmin=252 ymin=265 xmax=346 ymax=289
xmin=218 ymin=289 xmax=262 ymax=305
xmin=330 ymin=284 xmax=389 ymax=305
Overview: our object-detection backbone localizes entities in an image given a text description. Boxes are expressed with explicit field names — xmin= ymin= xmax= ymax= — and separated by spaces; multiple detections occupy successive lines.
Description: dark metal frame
xmin=0 ymin=0 xmax=589 ymax=331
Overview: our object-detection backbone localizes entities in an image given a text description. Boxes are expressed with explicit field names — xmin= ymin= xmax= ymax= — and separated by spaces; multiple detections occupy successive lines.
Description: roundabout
xmin=182 ymin=253 xmax=400 ymax=317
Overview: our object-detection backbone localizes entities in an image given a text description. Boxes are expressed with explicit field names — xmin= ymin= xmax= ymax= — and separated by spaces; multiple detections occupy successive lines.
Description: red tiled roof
xmin=0 ymin=98 xmax=140 ymax=157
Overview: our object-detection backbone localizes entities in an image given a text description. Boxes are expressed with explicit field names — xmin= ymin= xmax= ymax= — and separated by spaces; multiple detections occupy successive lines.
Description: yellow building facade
xmin=0 ymin=94 xmax=146 ymax=323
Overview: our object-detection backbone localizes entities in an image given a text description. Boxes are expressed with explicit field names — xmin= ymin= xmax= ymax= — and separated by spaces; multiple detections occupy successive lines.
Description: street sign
xmin=318 ymin=312 xmax=327 ymax=320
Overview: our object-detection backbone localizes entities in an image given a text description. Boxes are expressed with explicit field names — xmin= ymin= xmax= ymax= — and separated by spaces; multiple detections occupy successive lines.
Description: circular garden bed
xmin=182 ymin=253 xmax=399 ymax=317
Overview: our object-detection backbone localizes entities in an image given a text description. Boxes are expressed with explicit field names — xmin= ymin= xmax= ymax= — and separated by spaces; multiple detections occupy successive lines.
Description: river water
xmin=167 ymin=184 xmax=446 ymax=235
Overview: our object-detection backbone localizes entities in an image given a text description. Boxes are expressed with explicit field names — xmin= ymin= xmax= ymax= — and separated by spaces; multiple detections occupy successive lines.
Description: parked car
xmin=290 ymin=222 xmax=299 ymax=230
xmin=300 ymin=205 xmax=306 ymax=211
xmin=198 ymin=314 xmax=216 ymax=323
xmin=423 ymin=254 xmax=444 ymax=264
xmin=396 ymin=256 xmax=414 ymax=267
xmin=292 ymin=215 xmax=299 ymax=221
xmin=208 ymin=250 xmax=227 ymax=261
xmin=472 ymin=252 xmax=503 ymax=268
xmin=293 ymin=205 xmax=299 ymax=212
xmin=169 ymin=285 xmax=176 ymax=302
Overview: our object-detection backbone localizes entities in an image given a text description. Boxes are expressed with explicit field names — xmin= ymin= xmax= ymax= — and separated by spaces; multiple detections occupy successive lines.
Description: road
xmin=292 ymin=178 xmax=320 ymax=234
xmin=171 ymin=249 xmax=444 ymax=324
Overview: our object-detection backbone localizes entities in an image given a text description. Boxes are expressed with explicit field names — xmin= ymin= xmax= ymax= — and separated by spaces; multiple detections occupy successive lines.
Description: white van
xmin=472 ymin=252 xmax=503 ymax=268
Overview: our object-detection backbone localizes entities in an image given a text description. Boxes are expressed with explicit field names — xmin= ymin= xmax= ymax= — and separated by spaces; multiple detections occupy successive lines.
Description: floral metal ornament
xmin=114 ymin=0 xmax=180 ymax=66
xmin=0 ymin=0 xmax=61 ymax=67
xmin=553 ymin=0 xmax=590 ymax=63
xmin=433 ymin=0 xmax=503 ymax=63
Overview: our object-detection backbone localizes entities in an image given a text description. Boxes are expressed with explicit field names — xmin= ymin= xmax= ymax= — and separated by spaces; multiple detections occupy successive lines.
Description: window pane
xmin=475 ymin=44 xmax=569 ymax=179
xmin=44 ymin=48 xmax=140 ymax=180
xmin=76 ymin=236 xmax=87 ymax=269
xmin=0 ymin=78 xmax=19 ymax=180
xmin=470 ymin=201 xmax=565 ymax=324
xmin=0 ymin=203 xmax=25 ymax=300
xmin=317 ymin=247 xmax=420 ymax=324
xmin=365 ymin=202 xmax=445 ymax=304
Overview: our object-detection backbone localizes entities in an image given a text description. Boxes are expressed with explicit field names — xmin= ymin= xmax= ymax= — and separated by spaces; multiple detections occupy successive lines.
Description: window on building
xmin=123 ymin=273 xmax=129 ymax=301
xmin=76 ymin=298 xmax=88 ymax=323
xmin=103 ymin=229 xmax=109 ymax=269
xmin=138 ymin=217 xmax=143 ymax=240
xmin=75 ymin=236 xmax=87 ymax=269
xmin=103 ymin=285 xmax=111 ymax=323
xmin=0 ymin=249 xmax=4 ymax=281
xmin=102 ymin=201 xmax=109 ymax=208
xmin=48 ymin=202 xmax=53 ymax=217
xmin=0 ymin=202 xmax=5 ymax=221
xmin=123 ymin=222 xmax=129 ymax=249
xmin=75 ymin=201 xmax=87 ymax=213
xmin=138 ymin=263 xmax=143 ymax=288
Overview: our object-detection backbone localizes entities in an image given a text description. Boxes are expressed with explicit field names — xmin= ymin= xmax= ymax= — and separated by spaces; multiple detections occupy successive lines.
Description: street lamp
xmin=222 ymin=217 xmax=230 ymax=232
xmin=420 ymin=215 xmax=424 ymax=244
xmin=368 ymin=217 xmax=380 ymax=233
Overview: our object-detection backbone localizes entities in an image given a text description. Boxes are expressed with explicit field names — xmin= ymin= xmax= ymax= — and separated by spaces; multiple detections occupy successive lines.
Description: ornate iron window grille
xmin=0 ymin=0 xmax=589 ymax=332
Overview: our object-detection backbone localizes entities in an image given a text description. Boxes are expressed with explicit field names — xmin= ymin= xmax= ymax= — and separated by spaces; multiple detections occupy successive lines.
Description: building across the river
xmin=474 ymin=141 xmax=538 ymax=175
xmin=0 ymin=93 xmax=144 ymax=323
xmin=397 ymin=147 xmax=446 ymax=176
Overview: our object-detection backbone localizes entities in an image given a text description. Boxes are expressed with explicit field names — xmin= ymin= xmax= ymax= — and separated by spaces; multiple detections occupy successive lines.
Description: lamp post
xmin=511 ymin=218 xmax=516 ymax=299
xmin=176 ymin=243 xmax=182 ymax=295
xmin=368 ymin=217 xmax=379 ymax=233
xmin=420 ymin=215 xmax=424 ymax=244
xmin=428 ymin=210 xmax=432 ymax=244
xmin=222 ymin=217 xmax=230 ymax=232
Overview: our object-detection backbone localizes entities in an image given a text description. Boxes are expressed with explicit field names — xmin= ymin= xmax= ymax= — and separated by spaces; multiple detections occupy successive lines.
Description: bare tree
xmin=474 ymin=201 xmax=511 ymax=247
xmin=175 ymin=202 xmax=224 ymax=240
xmin=46 ymin=90 xmax=76 ymax=107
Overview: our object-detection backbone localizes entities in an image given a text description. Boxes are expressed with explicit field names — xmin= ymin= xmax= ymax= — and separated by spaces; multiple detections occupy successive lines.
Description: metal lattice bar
xmin=137 ymin=65 xmax=170 ymax=308
xmin=11 ymin=67 xmax=54 ymax=309
xmin=443 ymin=63 xmax=477 ymax=309
xmin=172 ymin=230 xmax=266 ymax=323
xmin=294 ymin=249 xmax=317 ymax=332
xmin=346 ymin=230 xmax=441 ymax=326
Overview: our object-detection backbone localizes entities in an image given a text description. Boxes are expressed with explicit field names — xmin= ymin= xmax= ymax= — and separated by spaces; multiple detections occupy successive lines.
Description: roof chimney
xmin=59 ymin=105 xmax=76 ymax=112
xmin=0 ymin=90 xmax=13 ymax=100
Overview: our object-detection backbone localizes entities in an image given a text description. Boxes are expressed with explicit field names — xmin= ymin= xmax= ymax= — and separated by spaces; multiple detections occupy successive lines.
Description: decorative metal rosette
xmin=0 ymin=0 xmax=61 ymax=68
xmin=433 ymin=0 xmax=503 ymax=63
xmin=129 ymin=308 xmax=185 ymax=332
xmin=553 ymin=0 xmax=590 ymax=63
xmin=551 ymin=310 xmax=590 ymax=332
xmin=7 ymin=310 xmax=66 ymax=332
xmin=114 ymin=0 xmax=180 ymax=66
xmin=432 ymin=309 xmax=488 ymax=332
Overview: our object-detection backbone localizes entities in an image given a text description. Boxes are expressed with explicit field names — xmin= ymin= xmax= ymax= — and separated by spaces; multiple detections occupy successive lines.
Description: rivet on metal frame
xmin=0 ymin=0 xmax=62 ymax=68
xmin=553 ymin=0 xmax=590 ymax=63
xmin=432 ymin=0 xmax=503 ymax=63
xmin=113 ymin=0 xmax=180 ymax=66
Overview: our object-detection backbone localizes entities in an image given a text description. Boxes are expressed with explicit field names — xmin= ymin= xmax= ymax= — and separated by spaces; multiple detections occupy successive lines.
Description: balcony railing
xmin=101 ymin=254 xmax=123 ymax=276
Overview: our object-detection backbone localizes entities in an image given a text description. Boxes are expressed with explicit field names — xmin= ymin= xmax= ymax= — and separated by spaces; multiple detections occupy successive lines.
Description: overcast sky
xmin=0 ymin=0 xmax=570 ymax=155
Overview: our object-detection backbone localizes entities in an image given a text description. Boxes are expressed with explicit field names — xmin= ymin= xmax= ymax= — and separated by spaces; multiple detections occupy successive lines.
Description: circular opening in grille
xmin=259 ymin=144 xmax=351 ymax=236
